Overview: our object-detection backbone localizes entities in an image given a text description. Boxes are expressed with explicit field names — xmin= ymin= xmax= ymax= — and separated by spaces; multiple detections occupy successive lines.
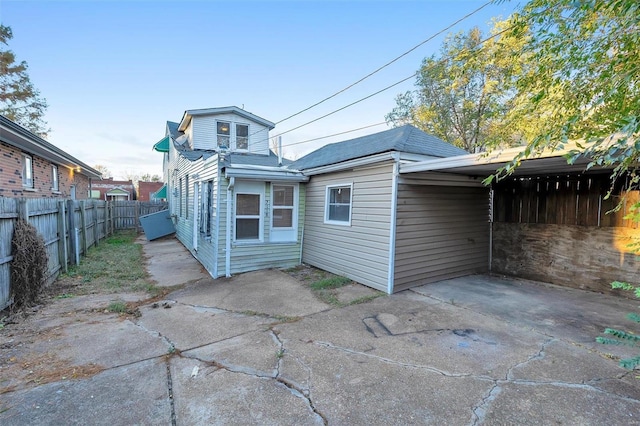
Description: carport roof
xmin=399 ymin=144 xmax=611 ymax=177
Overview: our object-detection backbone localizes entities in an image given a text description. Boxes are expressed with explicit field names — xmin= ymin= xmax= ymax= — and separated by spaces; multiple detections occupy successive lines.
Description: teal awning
xmin=153 ymin=184 xmax=167 ymax=199
xmin=153 ymin=135 xmax=170 ymax=153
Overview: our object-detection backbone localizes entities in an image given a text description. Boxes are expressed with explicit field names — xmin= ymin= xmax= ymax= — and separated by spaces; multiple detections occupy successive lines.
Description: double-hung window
xmin=22 ymin=154 xmax=34 ymax=188
xmin=51 ymin=165 xmax=59 ymax=191
xmin=235 ymin=182 xmax=263 ymax=241
xmin=217 ymin=121 xmax=230 ymax=148
xmin=325 ymin=184 xmax=352 ymax=225
xmin=236 ymin=124 xmax=249 ymax=150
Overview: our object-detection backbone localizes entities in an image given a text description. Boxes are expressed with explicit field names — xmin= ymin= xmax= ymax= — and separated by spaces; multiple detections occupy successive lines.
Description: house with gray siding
xmin=154 ymin=109 xmax=488 ymax=294
xmin=290 ymin=124 xmax=488 ymax=293
xmin=153 ymin=107 xmax=307 ymax=278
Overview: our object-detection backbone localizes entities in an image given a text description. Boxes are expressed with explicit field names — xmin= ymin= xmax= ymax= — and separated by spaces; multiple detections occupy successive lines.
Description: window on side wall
xmin=22 ymin=154 xmax=34 ymax=188
xmin=236 ymin=124 xmax=249 ymax=150
xmin=217 ymin=121 xmax=230 ymax=148
xmin=325 ymin=184 xmax=352 ymax=225
xmin=179 ymin=178 xmax=183 ymax=217
xmin=51 ymin=165 xmax=59 ymax=191
xmin=185 ymin=175 xmax=190 ymax=219
xmin=235 ymin=193 xmax=261 ymax=241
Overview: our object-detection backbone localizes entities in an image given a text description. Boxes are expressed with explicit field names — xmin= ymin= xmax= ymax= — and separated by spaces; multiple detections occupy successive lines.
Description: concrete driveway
xmin=1 ymin=237 xmax=640 ymax=425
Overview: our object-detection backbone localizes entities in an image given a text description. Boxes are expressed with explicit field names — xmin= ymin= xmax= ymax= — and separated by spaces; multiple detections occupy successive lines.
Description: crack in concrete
xmin=314 ymin=340 xmax=493 ymax=380
xmin=505 ymin=338 xmax=554 ymax=381
xmin=165 ymin=359 xmax=177 ymax=426
xmin=470 ymin=382 xmax=501 ymax=426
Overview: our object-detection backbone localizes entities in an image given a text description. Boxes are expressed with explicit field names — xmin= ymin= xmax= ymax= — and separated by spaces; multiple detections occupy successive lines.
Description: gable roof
xmin=290 ymin=124 xmax=468 ymax=171
xmin=177 ymin=106 xmax=275 ymax=132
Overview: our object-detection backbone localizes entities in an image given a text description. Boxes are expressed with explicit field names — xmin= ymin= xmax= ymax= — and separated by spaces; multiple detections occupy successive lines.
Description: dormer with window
xmin=177 ymin=106 xmax=275 ymax=155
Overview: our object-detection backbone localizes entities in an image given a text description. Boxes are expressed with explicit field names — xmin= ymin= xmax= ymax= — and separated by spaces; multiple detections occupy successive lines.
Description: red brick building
xmin=90 ymin=178 xmax=136 ymax=201
xmin=0 ymin=115 xmax=101 ymax=199
xmin=138 ymin=181 xmax=164 ymax=201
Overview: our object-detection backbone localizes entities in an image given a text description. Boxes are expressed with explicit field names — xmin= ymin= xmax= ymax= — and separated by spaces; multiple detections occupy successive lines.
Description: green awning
xmin=153 ymin=135 xmax=170 ymax=153
xmin=153 ymin=184 xmax=167 ymax=199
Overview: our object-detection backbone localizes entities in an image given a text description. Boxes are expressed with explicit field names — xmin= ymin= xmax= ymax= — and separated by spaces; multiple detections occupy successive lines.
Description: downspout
xmin=225 ymin=176 xmax=234 ymax=277
xmin=387 ymin=154 xmax=400 ymax=294
xmin=489 ymin=188 xmax=494 ymax=273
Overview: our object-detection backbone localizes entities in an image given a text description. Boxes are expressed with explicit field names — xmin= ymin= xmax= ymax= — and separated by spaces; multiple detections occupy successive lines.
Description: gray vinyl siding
xmin=191 ymin=114 xmax=270 ymax=154
xmin=216 ymin=177 xmax=305 ymax=276
xmin=302 ymin=162 xmax=394 ymax=292
xmin=393 ymin=184 xmax=490 ymax=292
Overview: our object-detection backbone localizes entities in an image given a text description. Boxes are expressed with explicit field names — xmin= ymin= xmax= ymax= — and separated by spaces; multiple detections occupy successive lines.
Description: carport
xmin=397 ymin=145 xmax=640 ymax=295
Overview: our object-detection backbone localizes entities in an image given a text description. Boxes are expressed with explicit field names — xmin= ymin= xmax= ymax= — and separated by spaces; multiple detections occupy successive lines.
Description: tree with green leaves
xmin=386 ymin=24 xmax=531 ymax=153
xmin=498 ymin=0 xmax=640 ymax=369
xmin=493 ymin=0 xmax=639 ymax=186
xmin=0 ymin=24 xmax=49 ymax=138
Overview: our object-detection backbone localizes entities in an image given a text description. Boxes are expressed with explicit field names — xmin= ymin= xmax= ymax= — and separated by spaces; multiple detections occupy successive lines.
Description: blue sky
xmin=1 ymin=0 xmax=519 ymax=179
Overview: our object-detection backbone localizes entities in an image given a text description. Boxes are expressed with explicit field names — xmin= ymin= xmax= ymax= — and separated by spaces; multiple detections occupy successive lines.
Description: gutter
xmin=301 ymin=152 xmax=396 ymax=176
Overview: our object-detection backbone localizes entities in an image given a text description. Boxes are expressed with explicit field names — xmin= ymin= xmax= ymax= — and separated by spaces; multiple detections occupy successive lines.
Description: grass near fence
xmin=54 ymin=230 xmax=156 ymax=296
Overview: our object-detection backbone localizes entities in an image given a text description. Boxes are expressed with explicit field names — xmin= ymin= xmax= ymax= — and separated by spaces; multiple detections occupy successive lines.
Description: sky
xmin=1 ymin=0 xmax=519 ymax=180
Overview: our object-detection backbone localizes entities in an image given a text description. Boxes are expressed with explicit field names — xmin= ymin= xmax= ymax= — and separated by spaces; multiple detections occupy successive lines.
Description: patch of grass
xmin=275 ymin=349 xmax=285 ymax=359
xmin=347 ymin=294 xmax=383 ymax=306
xmin=55 ymin=293 xmax=74 ymax=299
xmin=55 ymin=230 xmax=155 ymax=296
xmin=107 ymin=301 xmax=127 ymax=313
xmin=310 ymin=276 xmax=352 ymax=291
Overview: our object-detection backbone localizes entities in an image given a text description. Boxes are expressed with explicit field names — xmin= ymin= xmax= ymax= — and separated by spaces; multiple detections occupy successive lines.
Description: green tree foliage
xmin=386 ymin=24 xmax=531 ymax=153
xmin=0 ymin=25 xmax=49 ymax=137
xmin=491 ymin=0 xmax=640 ymax=186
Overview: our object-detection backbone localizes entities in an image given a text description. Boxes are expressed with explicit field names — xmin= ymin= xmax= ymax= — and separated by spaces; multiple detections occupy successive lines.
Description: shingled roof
xmin=290 ymin=124 xmax=467 ymax=171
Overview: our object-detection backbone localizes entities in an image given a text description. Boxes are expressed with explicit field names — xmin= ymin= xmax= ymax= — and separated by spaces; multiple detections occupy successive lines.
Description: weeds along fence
xmin=0 ymin=199 xmax=168 ymax=310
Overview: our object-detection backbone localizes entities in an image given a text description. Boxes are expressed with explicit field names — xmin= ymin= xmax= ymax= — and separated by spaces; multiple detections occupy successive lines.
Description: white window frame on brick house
xmin=51 ymin=165 xmax=59 ymax=191
xmin=324 ymin=183 xmax=353 ymax=226
xmin=22 ymin=154 xmax=34 ymax=188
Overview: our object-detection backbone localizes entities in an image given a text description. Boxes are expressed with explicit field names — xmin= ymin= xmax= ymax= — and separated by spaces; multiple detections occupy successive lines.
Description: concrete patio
xmin=1 ymin=236 xmax=639 ymax=425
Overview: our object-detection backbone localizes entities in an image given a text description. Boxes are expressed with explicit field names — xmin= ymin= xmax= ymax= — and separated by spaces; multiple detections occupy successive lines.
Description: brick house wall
xmin=138 ymin=181 xmax=164 ymax=201
xmin=0 ymin=141 xmax=91 ymax=198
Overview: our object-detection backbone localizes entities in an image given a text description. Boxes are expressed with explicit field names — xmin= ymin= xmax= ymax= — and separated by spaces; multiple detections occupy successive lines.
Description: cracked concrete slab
xmin=170 ymin=356 xmax=324 ymax=425
xmin=0 ymin=359 xmax=169 ymax=426
xmin=483 ymin=382 xmax=640 ymax=425
xmin=169 ymin=269 xmax=331 ymax=317
xmin=136 ymin=302 xmax=276 ymax=350
xmin=3 ymin=236 xmax=640 ymax=425
xmin=141 ymin=236 xmax=209 ymax=287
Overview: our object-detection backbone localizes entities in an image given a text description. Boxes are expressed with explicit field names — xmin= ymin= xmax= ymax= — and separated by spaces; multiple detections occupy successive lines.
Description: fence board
xmin=0 ymin=198 xmax=168 ymax=310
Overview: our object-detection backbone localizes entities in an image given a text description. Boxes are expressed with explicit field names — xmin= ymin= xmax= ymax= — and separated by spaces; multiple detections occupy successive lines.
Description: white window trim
xmin=234 ymin=183 xmax=264 ymax=243
xmin=22 ymin=154 xmax=34 ymax=188
xmin=234 ymin=123 xmax=250 ymax=151
xmin=217 ymin=121 xmax=231 ymax=149
xmin=324 ymin=183 xmax=353 ymax=226
xmin=51 ymin=164 xmax=59 ymax=191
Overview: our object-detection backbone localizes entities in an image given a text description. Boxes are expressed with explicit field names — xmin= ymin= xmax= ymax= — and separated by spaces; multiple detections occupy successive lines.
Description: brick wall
xmin=0 ymin=141 xmax=91 ymax=199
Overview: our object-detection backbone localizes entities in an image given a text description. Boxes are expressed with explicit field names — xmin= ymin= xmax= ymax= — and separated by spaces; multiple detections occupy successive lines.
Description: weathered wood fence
xmin=0 ymin=199 xmax=168 ymax=310
xmin=493 ymin=174 xmax=639 ymax=228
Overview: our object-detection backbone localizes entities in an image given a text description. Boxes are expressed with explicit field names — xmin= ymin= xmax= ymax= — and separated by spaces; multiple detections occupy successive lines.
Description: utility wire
xmin=270 ymin=24 xmax=514 ymax=142
xmin=279 ymin=121 xmax=388 ymax=149
xmin=273 ymin=0 xmax=494 ymax=126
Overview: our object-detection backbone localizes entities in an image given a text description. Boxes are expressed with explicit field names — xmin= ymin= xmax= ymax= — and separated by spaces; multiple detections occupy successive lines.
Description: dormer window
xmin=217 ymin=121 xmax=230 ymax=148
xmin=236 ymin=124 xmax=249 ymax=150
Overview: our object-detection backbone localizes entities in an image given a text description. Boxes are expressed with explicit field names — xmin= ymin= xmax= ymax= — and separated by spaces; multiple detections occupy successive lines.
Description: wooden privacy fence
xmin=493 ymin=174 xmax=639 ymax=228
xmin=0 ymin=199 xmax=168 ymax=310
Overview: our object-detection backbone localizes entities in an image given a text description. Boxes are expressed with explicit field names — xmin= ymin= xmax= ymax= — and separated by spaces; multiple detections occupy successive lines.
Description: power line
xmin=270 ymin=73 xmax=417 ymax=140
xmin=279 ymin=122 xmax=388 ymax=149
xmin=271 ymin=24 xmax=514 ymax=142
xmin=273 ymin=0 xmax=494 ymax=126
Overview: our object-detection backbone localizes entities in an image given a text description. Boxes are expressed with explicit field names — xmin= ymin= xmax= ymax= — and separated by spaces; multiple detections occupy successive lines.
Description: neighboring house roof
xmin=177 ymin=106 xmax=276 ymax=132
xmin=291 ymin=124 xmax=468 ymax=171
xmin=106 ymin=187 xmax=130 ymax=195
xmin=0 ymin=115 xmax=102 ymax=179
